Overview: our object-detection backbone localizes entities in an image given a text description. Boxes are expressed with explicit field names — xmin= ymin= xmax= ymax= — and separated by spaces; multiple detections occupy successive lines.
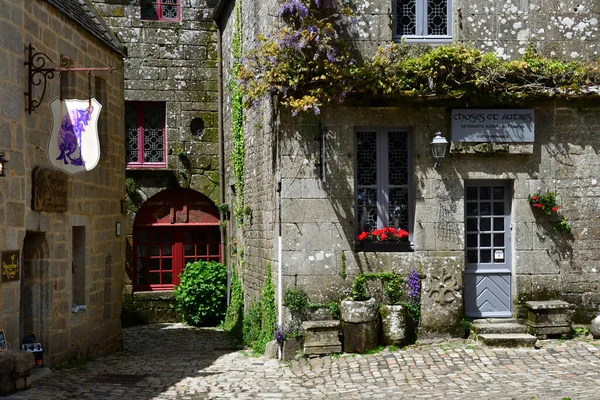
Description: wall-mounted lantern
xmin=0 ymin=152 xmax=7 ymax=177
xmin=431 ymin=132 xmax=449 ymax=168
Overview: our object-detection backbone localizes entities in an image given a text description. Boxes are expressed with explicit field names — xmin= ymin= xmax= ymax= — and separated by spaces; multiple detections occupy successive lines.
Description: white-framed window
xmin=354 ymin=127 xmax=414 ymax=241
xmin=393 ymin=0 xmax=452 ymax=42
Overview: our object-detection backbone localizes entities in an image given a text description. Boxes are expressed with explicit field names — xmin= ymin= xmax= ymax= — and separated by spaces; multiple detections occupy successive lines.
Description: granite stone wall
xmin=92 ymin=0 xmax=220 ymax=221
xmin=219 ymin=0 xmax=600 ymax=334
xmin=0 ymin=0 xmax=125 ymax=365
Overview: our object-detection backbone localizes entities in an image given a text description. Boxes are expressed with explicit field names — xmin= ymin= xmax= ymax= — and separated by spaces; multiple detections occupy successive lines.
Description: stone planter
xmin=590 ymin=314 xmax=600 ymax=339
xmin=281 ymin=337 xmax=301 ymax=361
xmin=379 ymin=304 xmax=409 ymax=346
xmin=355 ymin=241 xmax=412 ymax=253
xmin=340 ymin=298 xmax=379 ymax=353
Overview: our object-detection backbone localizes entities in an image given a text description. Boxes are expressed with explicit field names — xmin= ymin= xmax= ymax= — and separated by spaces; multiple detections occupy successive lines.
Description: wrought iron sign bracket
xmin=24 ymin=43 xmax=115 ymax=114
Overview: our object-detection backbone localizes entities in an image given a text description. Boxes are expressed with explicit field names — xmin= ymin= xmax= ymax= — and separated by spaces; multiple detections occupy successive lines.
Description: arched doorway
xmin=132 ymin=188 xmax=220 ymax=291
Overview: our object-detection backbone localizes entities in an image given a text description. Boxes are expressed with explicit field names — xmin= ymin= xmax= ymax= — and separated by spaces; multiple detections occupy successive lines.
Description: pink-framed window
xmin=125 ymin=102 xmax=166 ymax=168
xmin=140 ymin=0 xmax=181 ymax=21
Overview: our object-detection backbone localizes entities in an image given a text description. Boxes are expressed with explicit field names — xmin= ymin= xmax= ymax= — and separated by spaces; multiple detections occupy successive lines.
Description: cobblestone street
xmin=10 ymin=323 xmax=600 ymax=399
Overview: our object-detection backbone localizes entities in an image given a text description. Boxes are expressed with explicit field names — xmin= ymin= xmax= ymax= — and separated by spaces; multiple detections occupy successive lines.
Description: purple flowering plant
xmin=406 ymin=269 xmax=421 ymax=325
xmin=238 ymin=0 xmax=356 ymax=115
xmin=274 ymin=327 xmax=301 ymax=345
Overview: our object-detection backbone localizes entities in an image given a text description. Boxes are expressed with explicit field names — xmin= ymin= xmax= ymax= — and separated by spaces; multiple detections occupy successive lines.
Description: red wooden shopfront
xmin=132 ymin=188 xmax=221 ymax=291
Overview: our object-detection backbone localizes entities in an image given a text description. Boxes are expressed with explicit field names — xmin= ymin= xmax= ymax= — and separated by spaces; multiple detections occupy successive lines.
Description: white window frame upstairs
xmin=393 ymin=0 xmax=452 ymax=43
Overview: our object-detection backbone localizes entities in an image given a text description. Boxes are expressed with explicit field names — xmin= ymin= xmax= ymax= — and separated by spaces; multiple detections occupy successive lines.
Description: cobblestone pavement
xmin=10 ymin=323 xmax=600 ymax=399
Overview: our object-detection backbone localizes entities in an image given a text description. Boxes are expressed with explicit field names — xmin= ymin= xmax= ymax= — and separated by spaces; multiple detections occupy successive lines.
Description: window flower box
xmin=355 ymin=241 xmax=413 ymax=253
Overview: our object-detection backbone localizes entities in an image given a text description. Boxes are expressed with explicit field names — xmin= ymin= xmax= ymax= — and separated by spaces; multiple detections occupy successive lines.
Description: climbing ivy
xmin=231 ymin=0 xmax=246 ymax=224
xmin=223 ymin=267 xmax=244 ymax=340
xmin=239 ymin=0 xmax=600 ymax=114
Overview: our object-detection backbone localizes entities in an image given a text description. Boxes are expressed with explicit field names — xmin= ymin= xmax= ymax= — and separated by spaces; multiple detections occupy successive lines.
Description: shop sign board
xmin=452 ymin=109 xmax=534 ymax=142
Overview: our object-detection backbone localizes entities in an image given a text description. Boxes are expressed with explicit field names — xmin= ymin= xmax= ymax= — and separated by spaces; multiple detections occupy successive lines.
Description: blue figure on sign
xmin=56 ymin=106 xmax=93 ymax=166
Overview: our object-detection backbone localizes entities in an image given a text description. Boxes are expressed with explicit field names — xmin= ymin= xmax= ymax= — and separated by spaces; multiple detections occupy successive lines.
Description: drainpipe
xmin=215 ymin=19 xmax=228 ymax=305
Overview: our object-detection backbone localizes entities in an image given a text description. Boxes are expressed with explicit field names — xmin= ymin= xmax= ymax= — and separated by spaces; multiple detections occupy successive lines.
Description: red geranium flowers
xmin=357 ymin=227 xmax=409 ymax=242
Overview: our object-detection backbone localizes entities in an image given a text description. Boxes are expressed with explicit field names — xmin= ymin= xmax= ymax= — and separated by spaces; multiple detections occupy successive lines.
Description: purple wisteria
xmin=406 ymin=269 xmax=421 ymax=324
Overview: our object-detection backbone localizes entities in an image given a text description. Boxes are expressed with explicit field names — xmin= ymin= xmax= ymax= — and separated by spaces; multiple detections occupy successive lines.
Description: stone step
xmin=472 ymin=318 xmax=521 ymax=325
xmin=472 ymin=322 xmax=527 ymax=335
xmin=477 ymin=333 xmax=538 ymax=348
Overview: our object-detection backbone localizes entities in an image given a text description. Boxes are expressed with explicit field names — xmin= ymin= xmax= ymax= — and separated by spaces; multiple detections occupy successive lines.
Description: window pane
xmin=389 ymin=188 xmax=409 ymax=230
xmin=356 ymin=132 xmax=377 ymax=186
xmin=480 ymin=187 xmax=491 ymax=200
xmin=466 ymin=202 xmax=478 ymax=216
xmin=388 ymin=131 xmax=408 ymax=186
xmin=357 ymin=188 xmax=377 ymax=232
xmin=141 ymin=0 xmax=158 ymax=20
xmin=480 ymin=202 xmax=492 ymax=215
xmin=209 ymin=243 xmax=219 ymax=256
xmin=162 ymin=258 xmax=172 ymax=271
xmin=162 ymin=244 xmax=172 ymax=256
xmin=480 ymin=218 xmax=491 ymax=231
xmin=149 ymin=273 xmax=160 ymax=285
xmin=184 ymin=244 xmax=195 ymax=256
xmin=494 ymin=234 xmax=504 ymax=247
xmin=162 ymin=272 xmax=173 ymax=285
xmin=149 ymin=259 xmax=160 ymax=271
xmin=493 ymin=186 xmax=505 ymax=200
xmin=150 ymin=246 xmax=160 ymax=256
xmin=427 ymin=0 xmax=447 ymax=35
xmin=466 ymin=218 xmax=478 ymax=232
xmin=137 ymin=245 xmax=147 ymax=257
xmin=493 ymin=202 xmax=505 ymax=215
xmin=162 ymin=0 xmax=179 ymax=19
xmin=480 ymin=234 xmax=491 ymax=247
xmin=493 ymin=218 xmax=504 ymax=231
xmin=396 ymin=0 xmax=416 ymax=36
xmin=480 ymin=250 xmax=491 ymax=263
xmin=125 ymin=103 xmax=139 ymax=162
xmin=143 ymin=103 xmax=165 ymax=163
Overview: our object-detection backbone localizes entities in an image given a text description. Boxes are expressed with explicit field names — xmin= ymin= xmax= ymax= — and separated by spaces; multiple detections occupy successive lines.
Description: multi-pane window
xmin=125 ymin=102 xmax=166 ymax=167
xmin=355 ymin=128 xmax=413 ymax=240
xmin=394 ymin=0 xmax=451 ymax=41
xmin=134 ymin=227 xmax=221 ymax=291
xmin=141 ymin=0 xmax=180 ymax=21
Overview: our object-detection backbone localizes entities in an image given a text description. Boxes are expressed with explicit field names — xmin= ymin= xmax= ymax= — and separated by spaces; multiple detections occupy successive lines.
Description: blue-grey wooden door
xmin=464 ymin=181 xmax=512 ymax=318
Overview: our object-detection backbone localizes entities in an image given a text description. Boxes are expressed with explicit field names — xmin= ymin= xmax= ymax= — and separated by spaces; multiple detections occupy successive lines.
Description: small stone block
xmin=303 ymin=343 xmax=342 ymax=355
xmin=525 ymin=300 xmax=571 ymax=310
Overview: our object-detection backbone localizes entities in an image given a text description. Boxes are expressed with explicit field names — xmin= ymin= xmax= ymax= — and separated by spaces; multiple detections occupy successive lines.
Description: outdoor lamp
xmin=0 ymin=152 xmax=7 ymax=177
xmin=430 ymin=132 xmax=448 ymax=168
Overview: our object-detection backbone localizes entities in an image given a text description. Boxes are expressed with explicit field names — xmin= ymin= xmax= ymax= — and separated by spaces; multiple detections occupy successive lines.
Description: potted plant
xmin=377 ymin=273 xmax=409 ymax=346
xmin=340 ymin=274 xmax=379 ymax=353
xmin=355 ymin=227 xmax=413 ymax=252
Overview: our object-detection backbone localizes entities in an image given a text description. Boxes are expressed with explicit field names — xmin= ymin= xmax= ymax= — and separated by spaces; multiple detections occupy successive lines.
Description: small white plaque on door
xmin=494 ymin=250 xmax=504 ymax=260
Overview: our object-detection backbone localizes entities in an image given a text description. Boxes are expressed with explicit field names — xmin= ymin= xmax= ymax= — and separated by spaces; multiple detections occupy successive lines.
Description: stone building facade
xmin=91 ymin=0 xmax=221 ymax=321
xmin=215 ymin=0 xmax=600 ymax=336
xmin=0 ymin=0 xmax=126 ymax=365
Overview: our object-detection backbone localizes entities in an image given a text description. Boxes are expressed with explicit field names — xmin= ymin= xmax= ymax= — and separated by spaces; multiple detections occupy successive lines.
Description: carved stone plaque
xmin=33 ymin=167 xmax=68 ymax=212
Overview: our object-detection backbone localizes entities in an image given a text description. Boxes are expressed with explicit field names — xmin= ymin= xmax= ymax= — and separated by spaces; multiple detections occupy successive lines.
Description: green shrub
xmin=284 ymin=288 xmax=309 ymax=316
xmin=174 ymin=260 xmax=227 ymax=326
xmin=223 ymin=268 xmax=244 ymax=340
xmin=254 ymin=266 xmax=276 ymax=354
xmin=243 ymin=300 xmax=262 ymax=347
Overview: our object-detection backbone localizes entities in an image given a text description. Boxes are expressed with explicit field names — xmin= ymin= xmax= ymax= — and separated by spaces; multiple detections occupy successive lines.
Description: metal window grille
xmin=140 ymin=0 xmax=180 ymax=21
xmin=125 ymin=102 xmax=166 ymax=167
xmin=355 ymin=128 xmax=413 ymax=235
xmin=394 ymin=0 xmax=450 ymax=39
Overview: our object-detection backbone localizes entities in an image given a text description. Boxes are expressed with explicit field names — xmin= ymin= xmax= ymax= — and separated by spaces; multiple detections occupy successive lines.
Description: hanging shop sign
xmin=48 ymin=98 xmax=102 ymax=175
xmin=32 ymin=167 xmax=68 ymax=212
xmin=451 ymin=109 xmax=534 ymax=142
xmin=1 ymin=250 xmax=20 ymax=283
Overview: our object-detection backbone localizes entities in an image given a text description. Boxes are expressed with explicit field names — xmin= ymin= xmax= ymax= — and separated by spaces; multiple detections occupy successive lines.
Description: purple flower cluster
xmin=277 ymin=0 xmax=309 ymax=19
xmin=407 ymin=269 xmax=421 ymax=307
xmin=274 ymin=327 xmax=289 ymax=344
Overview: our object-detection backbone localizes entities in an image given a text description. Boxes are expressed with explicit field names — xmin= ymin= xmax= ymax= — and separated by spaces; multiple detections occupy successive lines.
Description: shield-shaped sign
xmin=48 ymin=97 xmax=102 ymax=175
